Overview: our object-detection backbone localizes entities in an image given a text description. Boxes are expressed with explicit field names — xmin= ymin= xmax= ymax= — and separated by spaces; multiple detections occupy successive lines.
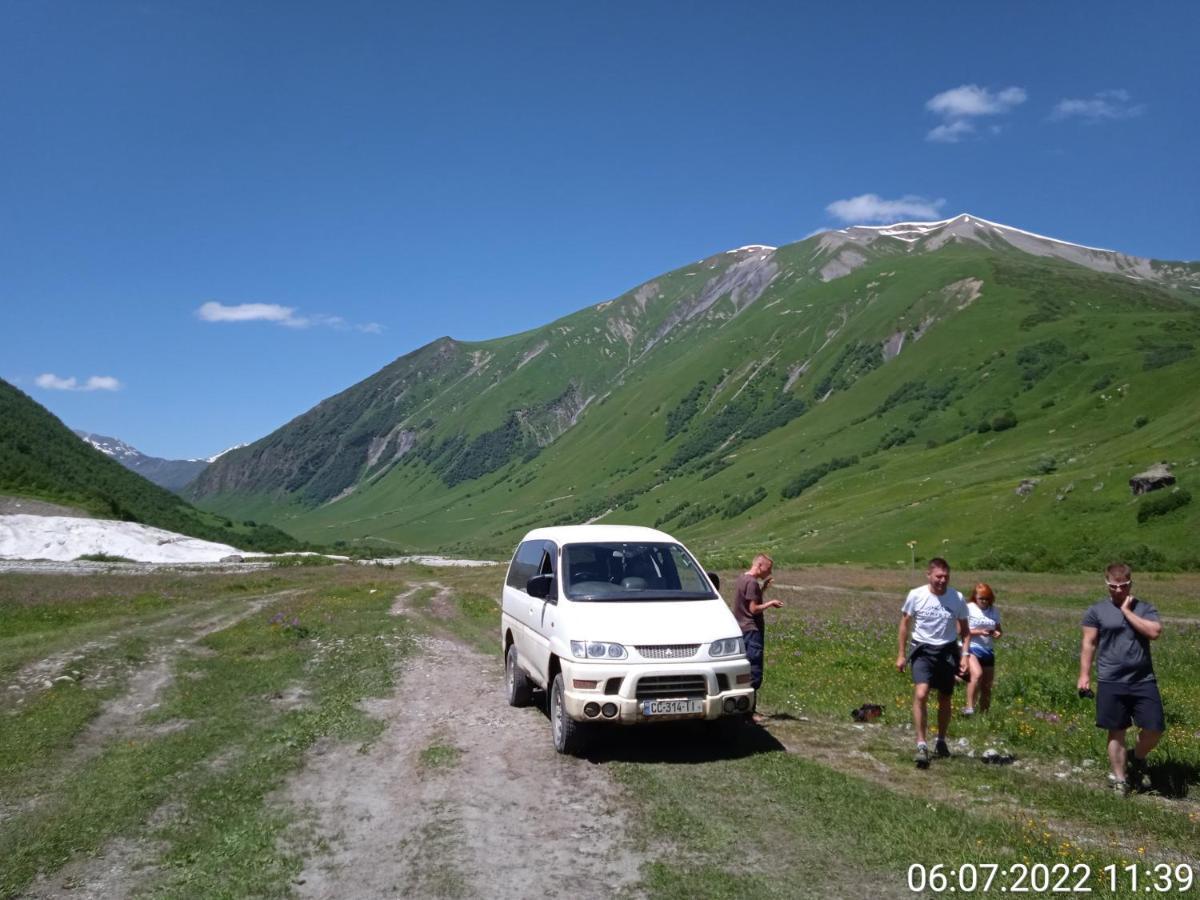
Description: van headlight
xmin=709 ymin=637 xmax=745 ymax=658
xmin=570 ymin=640 xmax=628 ymax=660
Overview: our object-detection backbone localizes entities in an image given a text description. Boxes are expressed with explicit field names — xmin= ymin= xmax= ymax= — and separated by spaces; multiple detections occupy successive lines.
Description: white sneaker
xmin=962 ymin=707 xmax=975 ymax=716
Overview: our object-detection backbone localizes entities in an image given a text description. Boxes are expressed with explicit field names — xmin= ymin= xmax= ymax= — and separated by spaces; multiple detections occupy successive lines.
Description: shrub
xmin=1141 ymin=341 xmax=1194 ymax=371
xmin=1137 ymin=489 xmax=1192 ymax=524
xmin=781 ymin=455 xmax=859 ymax=500
xmin=1134 ymin=415 xmax=1149 ymax=429
xmin=877 ymin=427 xmax=916 ymax=450
xmin=665 ymin=381 xmax=707 ymax=440
xmin=1033 ymin=456 xmax=1057 ymax=475
xmin=676 ymin=503 xmax=717 ymax=528
xmin=722 ymin=487 xmax=767 ymax=519
xmin=991 ymin=411 xmax=1018 ymax=432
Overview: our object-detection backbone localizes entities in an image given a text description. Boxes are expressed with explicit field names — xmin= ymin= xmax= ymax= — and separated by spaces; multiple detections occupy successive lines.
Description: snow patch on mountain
xmin=206 ymin=443 xmax=248 ymax=463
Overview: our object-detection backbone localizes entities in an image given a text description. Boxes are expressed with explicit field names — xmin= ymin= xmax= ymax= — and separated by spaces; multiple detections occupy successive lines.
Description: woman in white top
xmin=964 ymin=583 xmax=1002 ymax=715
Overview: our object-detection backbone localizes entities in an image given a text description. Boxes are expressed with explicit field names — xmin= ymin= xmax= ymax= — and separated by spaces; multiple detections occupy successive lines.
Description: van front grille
xmin=635 ymin=674 xmax=707 ymax=700
xmin=635 ymin=644 xmax=699 ymax=660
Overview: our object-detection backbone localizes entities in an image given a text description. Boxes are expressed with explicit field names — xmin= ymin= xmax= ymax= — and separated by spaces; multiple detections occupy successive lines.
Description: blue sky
xmin=3 ymin=0 xmax=1197 ymax=459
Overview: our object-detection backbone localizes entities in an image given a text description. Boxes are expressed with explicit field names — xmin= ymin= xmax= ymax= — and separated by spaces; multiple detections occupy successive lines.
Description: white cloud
xmin=926 ymin=120 xmax=975 ymax=144
xmin=926 ymin=84 xmax=1027 ymax=118
xmin=36 ymin=373 xmax=122 ymax=392
xmin=1051 ymin=89 xmax=1145 ymax=122
xmin=826 ymin=194 xmax=945 ymax=224
xmin=925 ymin=84 xmax=1027 ymax=142
xmin=196 ymin=301 xmax=302 ymax=325
xmin=196 ymin=302 xmax=382 ymax=333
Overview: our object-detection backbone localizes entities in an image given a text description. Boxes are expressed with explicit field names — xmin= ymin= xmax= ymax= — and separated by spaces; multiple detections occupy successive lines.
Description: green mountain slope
xmin=188 ymin=215 xmax=1200 ymax=569
xmin=0 ymin=380 xmax=301 ymax=553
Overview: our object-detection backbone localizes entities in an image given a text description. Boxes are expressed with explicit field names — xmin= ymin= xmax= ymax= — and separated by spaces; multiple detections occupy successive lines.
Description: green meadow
xmin=2 ymin=562 xmax=1196 ymax=898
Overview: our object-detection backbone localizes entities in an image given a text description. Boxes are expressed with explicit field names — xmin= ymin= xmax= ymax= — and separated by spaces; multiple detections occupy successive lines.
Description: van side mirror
xmin=707 ymin=572 xmax=720 ymax=591
xmin=526 ymin=573 xmax=554 ymax=600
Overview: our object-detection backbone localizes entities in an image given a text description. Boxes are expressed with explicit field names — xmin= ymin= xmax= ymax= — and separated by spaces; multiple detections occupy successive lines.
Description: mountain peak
xmin=841 ymin=213 xmax=1117 ymax=255
xmin=811 ymin=213 xmax=1196 ymax=286
xmin=725 ymin=243 xmax=777 ymax=254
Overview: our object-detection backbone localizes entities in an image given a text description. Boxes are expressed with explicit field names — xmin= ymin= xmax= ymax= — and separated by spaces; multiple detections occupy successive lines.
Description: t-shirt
xmin=902 ymin=585 xmax=968 ymax=646
xmin=1082 ymin=598 xmax=1159 ymax=684
xmin=733 ymin=573 xmax=764 ymax=633
xmin=967 ymin=602 xmax=1002 ymax=652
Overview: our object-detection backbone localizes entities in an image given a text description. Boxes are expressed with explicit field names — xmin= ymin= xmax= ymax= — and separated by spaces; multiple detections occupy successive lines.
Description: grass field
xmin=1 ymin=562 xmax=1197 ymax=898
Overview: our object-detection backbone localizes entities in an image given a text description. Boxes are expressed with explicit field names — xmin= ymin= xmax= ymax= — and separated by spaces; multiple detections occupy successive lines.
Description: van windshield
xmin=561 ymin=542 xmax=718 ymax=602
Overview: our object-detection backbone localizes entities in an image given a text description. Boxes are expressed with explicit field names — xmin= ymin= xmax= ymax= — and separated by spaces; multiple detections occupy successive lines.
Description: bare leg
xmin=913 ymin=683 xmax=930 ymax=744
xmin=1107 ymin=728 xmax=1128 ymax=781
xmin=1133 ymin=729 xmax=1162 ymax=760
xmin=979 ymin=667 xmax=995 ymax=713
xmin=965 ymin=656 xmax=982 ymax=709
xmin=937 ymin=690 xmax=953 ymax=740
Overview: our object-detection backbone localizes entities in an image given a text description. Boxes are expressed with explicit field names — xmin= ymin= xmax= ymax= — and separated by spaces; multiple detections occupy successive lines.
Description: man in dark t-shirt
xmin=734 ymin=554 xmax=782 ymax=718
xmin=1077 ymin=562 xmax=1165 ymax=794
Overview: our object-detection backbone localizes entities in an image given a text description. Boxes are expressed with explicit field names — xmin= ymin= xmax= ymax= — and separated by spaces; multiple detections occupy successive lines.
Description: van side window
xmin=506 ymin=540 xmax=544 ymax=589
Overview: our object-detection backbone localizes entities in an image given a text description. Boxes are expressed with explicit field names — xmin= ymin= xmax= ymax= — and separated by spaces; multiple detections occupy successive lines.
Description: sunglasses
xmin=1105 ymin=581 xmax=1132 ymax=589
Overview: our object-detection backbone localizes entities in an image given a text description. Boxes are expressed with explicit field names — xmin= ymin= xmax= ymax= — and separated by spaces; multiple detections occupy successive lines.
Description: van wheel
xmin=505 ymin=645 xmax=533 ymax=707
xmin=550 ymin=673 xmax=584 ymax=755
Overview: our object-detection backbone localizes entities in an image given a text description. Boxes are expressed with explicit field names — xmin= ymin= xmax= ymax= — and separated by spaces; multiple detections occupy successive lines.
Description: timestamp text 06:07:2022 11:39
xmin=907 ymin=862 xmax=1195 ymax=893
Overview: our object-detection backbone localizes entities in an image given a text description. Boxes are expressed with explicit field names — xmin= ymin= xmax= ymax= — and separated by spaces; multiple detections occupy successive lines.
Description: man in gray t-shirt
xmin=1078 ymin=562 xmax=1165 ymax=793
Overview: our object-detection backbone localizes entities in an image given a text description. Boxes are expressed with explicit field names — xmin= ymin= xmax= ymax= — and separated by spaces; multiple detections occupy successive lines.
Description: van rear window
xmin=562 ymin=542 xmax=717 ymax=601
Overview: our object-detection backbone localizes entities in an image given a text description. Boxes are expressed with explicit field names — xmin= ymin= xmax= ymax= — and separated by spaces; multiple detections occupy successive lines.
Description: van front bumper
xmin=559 ymin=657 xmax=755 ymax=724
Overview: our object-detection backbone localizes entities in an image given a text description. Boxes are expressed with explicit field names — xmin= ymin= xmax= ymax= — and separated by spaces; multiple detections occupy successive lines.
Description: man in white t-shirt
xmin=895 ymin=557 xmax=971 ymax=769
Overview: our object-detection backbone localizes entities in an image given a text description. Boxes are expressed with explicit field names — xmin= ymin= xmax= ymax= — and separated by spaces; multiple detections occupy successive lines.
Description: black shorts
xmin=910 ymin=642 xmax=960 ymax=694
xmin=1096 ymin=680 xmax=1166 ymax=732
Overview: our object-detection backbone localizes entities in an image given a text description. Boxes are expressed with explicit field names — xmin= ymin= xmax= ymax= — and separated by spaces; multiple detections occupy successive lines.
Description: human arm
xmin=957 ymin=617 xmax=971 ymax=673
xmin=748 ymin=576 xmax=783 ymax=613
xmin=1077 ymin=625 xmax=1098 ymax=692
xmin=1121 ymin=597 xmax=1163 ymax=640
xmin=896 ymin=612 xmax=911 ymax=672
xmin=749 ymin=597 xmax=784 ymax=612
xmin=970 ymin=620 xmax=1002 ymax=638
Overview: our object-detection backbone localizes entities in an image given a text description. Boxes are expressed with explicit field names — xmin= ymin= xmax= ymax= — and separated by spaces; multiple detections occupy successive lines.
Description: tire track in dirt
xmin=279 ymin=584 xmax=645 ymax=899
xmin=67 ymin=591 xmax=295 ymax=763
xmin=14 ymin=590 xmax=305 ymax=900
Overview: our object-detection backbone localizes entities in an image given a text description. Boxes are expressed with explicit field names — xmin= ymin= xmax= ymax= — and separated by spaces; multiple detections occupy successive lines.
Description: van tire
xmin=550 ymin=673 xmax=584 ymax=755
xmin=506 ymin=644 xmax=533 ymax=707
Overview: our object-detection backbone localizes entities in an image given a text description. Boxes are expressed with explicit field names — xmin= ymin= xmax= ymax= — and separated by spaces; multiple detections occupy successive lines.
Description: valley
xmin=175 ymin=217 xmax=1198 ymax=571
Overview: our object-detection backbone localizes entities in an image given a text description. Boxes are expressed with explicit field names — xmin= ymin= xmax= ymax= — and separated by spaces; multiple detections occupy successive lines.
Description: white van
xmin=500 ymin=524 xmax=755 ymax=754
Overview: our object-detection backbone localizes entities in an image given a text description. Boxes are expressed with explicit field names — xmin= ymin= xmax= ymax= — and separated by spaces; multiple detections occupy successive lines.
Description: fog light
xmin=735 ymin=673 xmax=752 ymax=685
xmin=723 ymin=698 xmax=736 ymax=713
xmin=736 ymin=696 xmax=750 ymax=711
xmin=584 ymin=702 xmax=601 ymax=718
xmin=573 ymin=679 xmax=598 ymax=689
xmin=601 ymin=703 xmax=618 ymax=718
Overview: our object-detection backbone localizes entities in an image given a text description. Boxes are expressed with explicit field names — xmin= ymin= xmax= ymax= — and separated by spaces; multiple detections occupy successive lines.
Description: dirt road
xmin=276 ymin=584 xmax=646 ymax=899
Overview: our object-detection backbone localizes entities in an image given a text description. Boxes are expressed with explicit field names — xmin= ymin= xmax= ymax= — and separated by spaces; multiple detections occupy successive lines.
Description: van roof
xmin=519 ymin=524 xmax=680 ymax=545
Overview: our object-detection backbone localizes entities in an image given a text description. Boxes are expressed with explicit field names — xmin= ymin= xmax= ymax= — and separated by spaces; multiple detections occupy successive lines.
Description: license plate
xmin=642 ymin=698 xmax=703 ymax=716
